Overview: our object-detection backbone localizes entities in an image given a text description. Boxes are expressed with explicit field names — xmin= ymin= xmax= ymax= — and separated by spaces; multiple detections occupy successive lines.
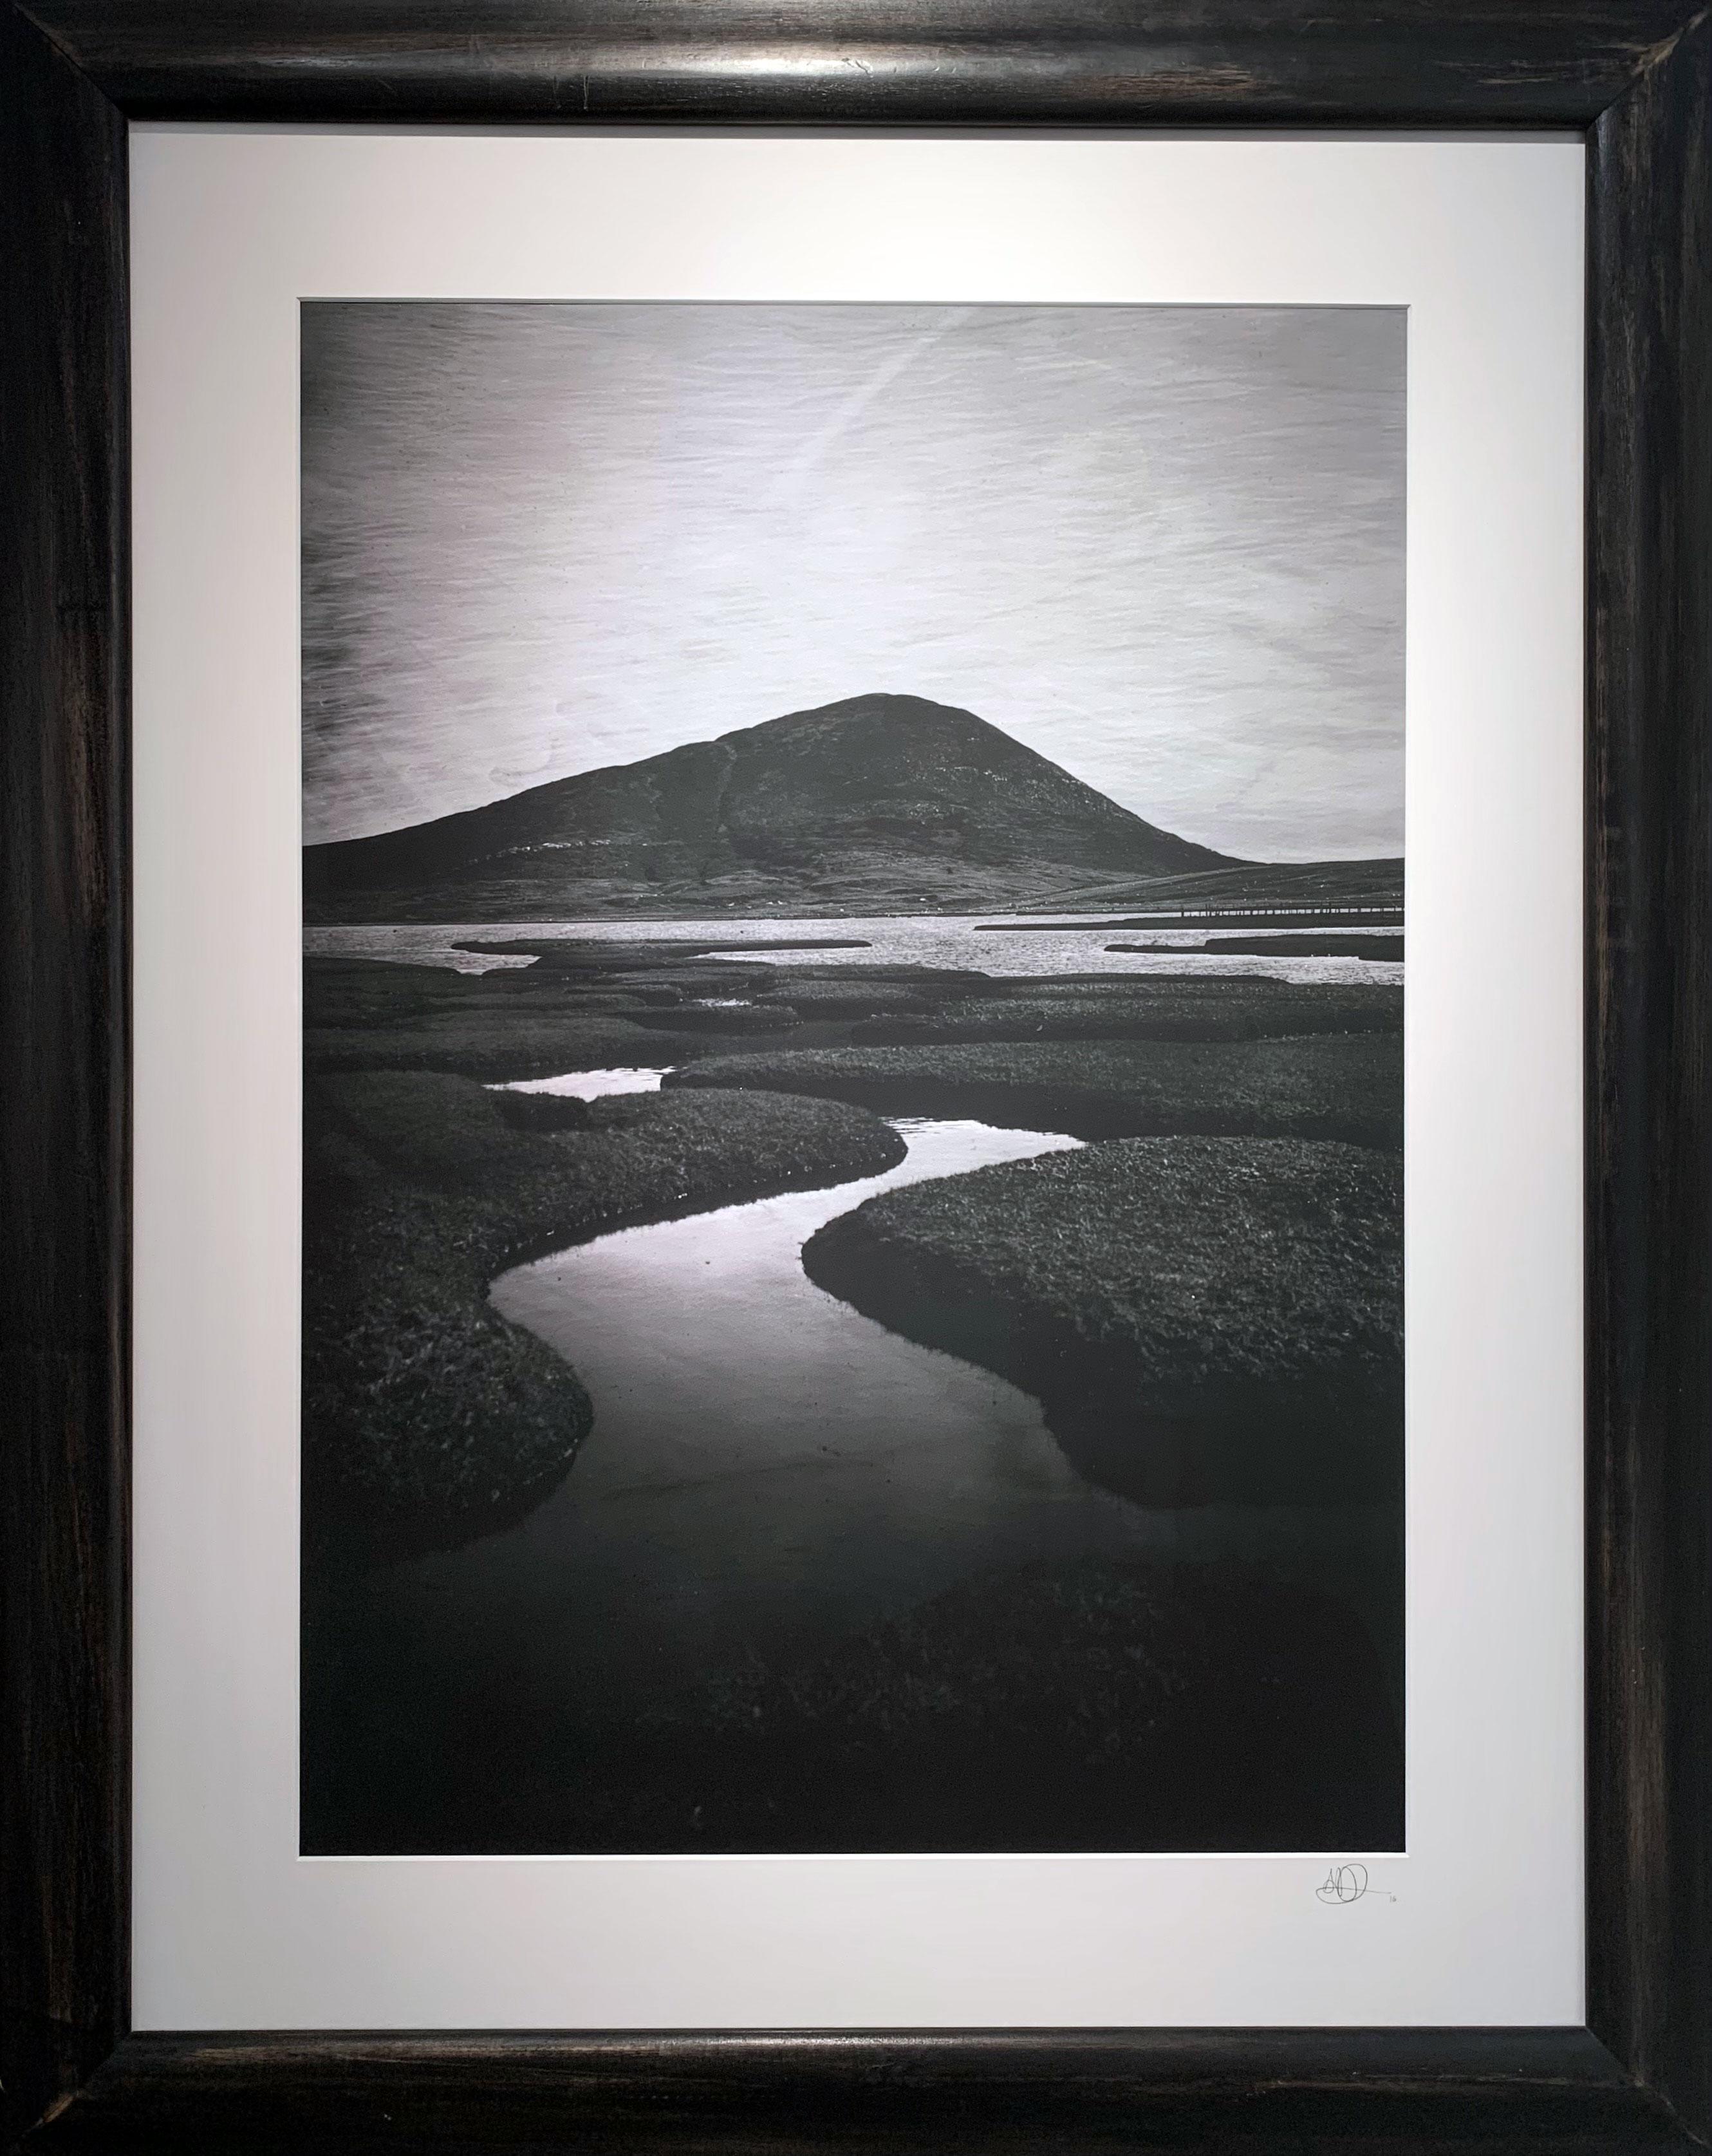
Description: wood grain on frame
xmin=0 ymin=6 xmax=130 ymax=2144
xmin=3 ymin=0 xmax=1711 ymax=2147
xmin=27 ymin=2026 xmax=1696 ymax=2153
xmin=15 ymin=0 xmax=1712 ymax=124
xmin=1586 ymin=9 xmax=1712 ymax=2136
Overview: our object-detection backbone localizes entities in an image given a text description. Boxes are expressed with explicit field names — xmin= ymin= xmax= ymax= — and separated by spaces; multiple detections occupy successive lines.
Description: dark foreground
xmin=302 ymin=939 xmax=1404 ymax=1853
xmin=304 ymin=1554 xmax=1400 ymax=1853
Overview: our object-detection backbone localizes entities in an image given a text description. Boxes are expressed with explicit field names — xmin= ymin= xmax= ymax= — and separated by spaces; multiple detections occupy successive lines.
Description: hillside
xmin=303 ymin=693 xmax=1232 ymax=921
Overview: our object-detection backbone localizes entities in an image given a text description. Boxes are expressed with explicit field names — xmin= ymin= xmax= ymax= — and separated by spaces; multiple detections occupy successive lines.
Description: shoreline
xmin=303 ymin=1078 xmax=906 ymax=1567
xmin=804 ymin=1137 xmax=1404 ymax=1510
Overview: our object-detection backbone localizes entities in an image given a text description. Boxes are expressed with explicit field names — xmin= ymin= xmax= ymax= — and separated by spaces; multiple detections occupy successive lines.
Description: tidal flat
xmin=302 ymin=937 xmax=1403 ymax=1851
xmin=304 ymin=944 xmax=1404 ymax=1559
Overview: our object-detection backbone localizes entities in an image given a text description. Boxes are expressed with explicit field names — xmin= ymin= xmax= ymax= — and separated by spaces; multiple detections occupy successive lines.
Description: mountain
xmin=302 ymin=693 xmax=1233 ymax=921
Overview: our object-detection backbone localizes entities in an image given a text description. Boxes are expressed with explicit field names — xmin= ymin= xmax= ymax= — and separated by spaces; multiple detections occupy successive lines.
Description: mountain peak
xmin=724 ymin=693 xmax=1041 ymax=762
xmin=727 ymin=691 xmax=994 ymax=736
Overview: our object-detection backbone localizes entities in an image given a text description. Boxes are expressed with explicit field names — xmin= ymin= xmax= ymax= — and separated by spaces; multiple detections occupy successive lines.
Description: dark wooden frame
xmin=3 ymin=4 xmax=1708 ymax=2150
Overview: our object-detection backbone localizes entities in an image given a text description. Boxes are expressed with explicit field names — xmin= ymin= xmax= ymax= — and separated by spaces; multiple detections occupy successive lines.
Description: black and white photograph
xmin=299 ymin=300 xmax=1406 ymax=1857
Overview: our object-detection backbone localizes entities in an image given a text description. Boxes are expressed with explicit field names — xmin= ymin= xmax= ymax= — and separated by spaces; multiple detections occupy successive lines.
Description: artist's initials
xmin=1316 ymin=1862 xmax=1393 ymax=1904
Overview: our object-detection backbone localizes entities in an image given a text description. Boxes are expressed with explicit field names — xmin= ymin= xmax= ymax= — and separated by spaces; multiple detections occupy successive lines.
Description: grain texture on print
xmin=298 ymin=300 xmax=1405 ymax=1857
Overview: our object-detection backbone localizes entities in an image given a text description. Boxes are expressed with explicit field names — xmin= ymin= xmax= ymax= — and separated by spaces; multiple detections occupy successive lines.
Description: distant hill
xmin=1023 ymin=857 xmax=1404 ymax=917
xmin=303 ymin=693 xmax=1234 ymax=921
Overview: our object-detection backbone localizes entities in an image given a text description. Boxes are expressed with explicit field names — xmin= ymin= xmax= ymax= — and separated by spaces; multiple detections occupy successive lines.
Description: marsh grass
xmin=671 ymin=1032 xmax=1403 ymax=1148
xmin=852 ymin=987 xmax=1399 ymax=1045
xmin=804 ymin=1136 xmax=1402 ymax=1506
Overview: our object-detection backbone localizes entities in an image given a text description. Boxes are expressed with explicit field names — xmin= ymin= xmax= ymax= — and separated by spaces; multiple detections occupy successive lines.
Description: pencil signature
xmin=1316 ymin=1862 xmax=1395 ymax=1904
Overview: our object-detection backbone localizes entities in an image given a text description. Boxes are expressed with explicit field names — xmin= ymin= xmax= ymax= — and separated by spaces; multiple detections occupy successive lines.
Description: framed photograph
xmin=5 ymin=5 xmax=1709 ymax=2152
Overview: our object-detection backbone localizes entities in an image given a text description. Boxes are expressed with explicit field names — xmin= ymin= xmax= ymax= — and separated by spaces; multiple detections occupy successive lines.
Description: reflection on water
xmin=493 ymin=1066 xmax=665 ymax=1100
xmin=306 ymin=911 xmax=1404 ymax=987
xmin=321 ymin=1116 xmax=1397 ymax=1747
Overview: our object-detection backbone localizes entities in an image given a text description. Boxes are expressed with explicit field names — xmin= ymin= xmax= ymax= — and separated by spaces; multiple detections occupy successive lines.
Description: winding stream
xmin=315 ymin=1112 xmax=1397 ymax=1773
xmin=478 ymin=1116 xmax=1098 ymax=1701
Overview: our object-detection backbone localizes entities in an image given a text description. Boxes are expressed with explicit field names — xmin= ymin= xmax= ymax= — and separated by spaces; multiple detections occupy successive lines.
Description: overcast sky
xmin=302 ymin=302 xmax=1404 ymax=859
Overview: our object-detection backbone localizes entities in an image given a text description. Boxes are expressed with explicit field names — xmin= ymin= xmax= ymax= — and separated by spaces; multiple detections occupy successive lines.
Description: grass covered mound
xmin=1205 ymin=932 xmax=1404 ymax=961
xmin=669 ymin=1032 xmax=1402 ymax=1148
xmin=851 ymin=980 xmax=1399 ymax=1046
xmin=758 ymin=981 xmax=942 ymax=1018
xmin=304 ymin=1077 xmax=906 ymax=1564
xmin=626 ymin=1004 xmax=802 ymax=1038
xmin=304 ymin=954 xmax=706 ymax=1077
xmin=803 ymin=1137 xmax=1402 ymax=1506
xmin=306 ymin=1011 xmax=708 ymax=1079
